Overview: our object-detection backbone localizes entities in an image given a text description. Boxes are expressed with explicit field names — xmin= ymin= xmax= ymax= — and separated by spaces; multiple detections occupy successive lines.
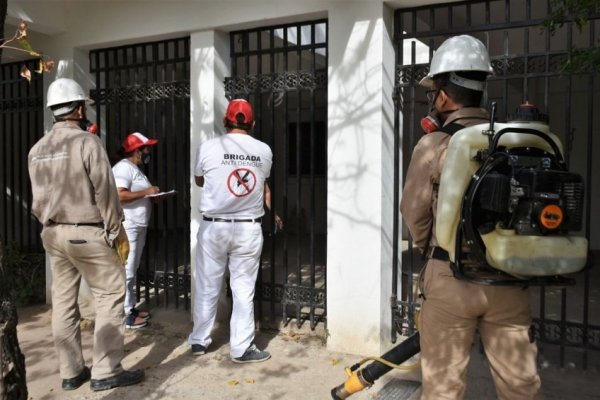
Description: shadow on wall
xmin=327 ymin=17 xmax=394 ymax=234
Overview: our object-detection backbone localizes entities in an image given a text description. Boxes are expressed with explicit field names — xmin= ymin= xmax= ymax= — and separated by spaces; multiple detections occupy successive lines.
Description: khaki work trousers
xmin=419 ymin=259 xmax=542 ymax=400
xmin=41 ymin=224 xmax=126 ymax=380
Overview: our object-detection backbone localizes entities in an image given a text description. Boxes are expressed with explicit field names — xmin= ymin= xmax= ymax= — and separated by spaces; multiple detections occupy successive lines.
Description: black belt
xmin=50 ymin=221 xmax=104 ymax=228
xmin=203 ymin=216 xmax=261 ymax=223
xmin=428 ymin=246 xmax=449 ymax=261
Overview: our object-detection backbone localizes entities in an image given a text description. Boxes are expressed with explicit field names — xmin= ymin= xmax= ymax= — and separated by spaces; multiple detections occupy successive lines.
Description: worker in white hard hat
xmin=400 ymin=36 xmax=542 ymax=399
xmin=45 ymin=77 xmax=94 ymax=129
xmin=28 ymin=78 xmax=144 ymax=391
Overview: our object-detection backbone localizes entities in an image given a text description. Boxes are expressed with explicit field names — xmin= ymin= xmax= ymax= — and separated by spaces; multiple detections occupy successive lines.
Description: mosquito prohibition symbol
xmin=227 ymin=168 xmax=257 ymax=197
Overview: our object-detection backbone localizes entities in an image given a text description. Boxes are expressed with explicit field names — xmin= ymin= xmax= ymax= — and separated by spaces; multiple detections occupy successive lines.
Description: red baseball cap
xmin=122 ymin=132 xmax=158 ymax=153
xmin=225 ymin=99 xmax=253 ymax=124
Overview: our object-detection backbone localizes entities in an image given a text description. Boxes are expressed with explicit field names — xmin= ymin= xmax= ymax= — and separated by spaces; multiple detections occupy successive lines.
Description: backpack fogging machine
xmin=331 ymin=102 xmax=589 ymax=399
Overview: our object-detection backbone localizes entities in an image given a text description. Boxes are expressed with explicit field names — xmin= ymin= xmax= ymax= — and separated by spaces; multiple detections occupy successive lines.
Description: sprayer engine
xmin=477 ymin=147 xmax=584 ymax=236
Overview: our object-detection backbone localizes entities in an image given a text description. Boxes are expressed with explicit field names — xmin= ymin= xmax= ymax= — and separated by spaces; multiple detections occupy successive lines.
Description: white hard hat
xmin=420 ymin=35 xmax=493 ymax=90
xmin=46 ymin=78 xmax=91 ymax=115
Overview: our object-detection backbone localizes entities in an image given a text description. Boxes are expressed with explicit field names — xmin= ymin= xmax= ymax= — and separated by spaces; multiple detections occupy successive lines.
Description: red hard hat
xmin=225 ymin=99 xmax=253 ymax=124
xmin=122 ymin=132 xmax=158 ymax=153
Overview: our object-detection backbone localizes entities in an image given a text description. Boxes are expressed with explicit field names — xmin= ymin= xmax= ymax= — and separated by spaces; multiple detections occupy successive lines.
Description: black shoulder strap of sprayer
xmin=439 ymin=122 xmax=465 ymax=135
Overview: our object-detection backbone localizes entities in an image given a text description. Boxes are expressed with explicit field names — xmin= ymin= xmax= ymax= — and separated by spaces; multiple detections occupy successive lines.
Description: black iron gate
xmin=393 ymin=0 xmax=599 ymax=368
xmin=225 ymin=19 xmax=328 ymax=329
xmin=89 ymin=37 xmax=191 ymax=309
xmin=0 ymin=59 xmax=43 ymax=252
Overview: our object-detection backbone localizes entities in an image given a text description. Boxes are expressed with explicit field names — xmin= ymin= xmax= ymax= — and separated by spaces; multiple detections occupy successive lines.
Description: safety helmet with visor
xmin=419 ymin=35 xmax=493 ymax=92
xmin=46 ymin=78 xmax=92 ymax=117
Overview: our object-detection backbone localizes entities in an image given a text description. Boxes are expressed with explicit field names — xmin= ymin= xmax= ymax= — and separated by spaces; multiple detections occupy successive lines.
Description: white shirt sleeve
xmin=112 ymin=161 xmax=133 ymax=189
xmin=263 ymin=144 xmax=273 ymax=179
xmin=194 ymin=144 xmax=204 ymax=177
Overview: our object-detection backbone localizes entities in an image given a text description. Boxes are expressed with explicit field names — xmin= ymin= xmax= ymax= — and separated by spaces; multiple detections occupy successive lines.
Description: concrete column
xmin=189 ymin=29 xmax=230 ymax=321
xmin=326 ymin=3 xmax=396 ymax=355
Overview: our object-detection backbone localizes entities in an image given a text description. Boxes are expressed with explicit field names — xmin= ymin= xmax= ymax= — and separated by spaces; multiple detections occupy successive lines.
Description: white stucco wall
xmin=326 ymin=3 xmax=396 ymax=355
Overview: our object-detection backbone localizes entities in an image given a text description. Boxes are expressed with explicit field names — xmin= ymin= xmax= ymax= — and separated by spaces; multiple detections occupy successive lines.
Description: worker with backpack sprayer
xmin=331 ymin=35 xmax=588 ymax=399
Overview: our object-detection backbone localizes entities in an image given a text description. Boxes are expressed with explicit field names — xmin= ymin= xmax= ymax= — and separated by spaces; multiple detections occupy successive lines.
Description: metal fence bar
xmin=582 ymin=15 xmax=597 ymax=371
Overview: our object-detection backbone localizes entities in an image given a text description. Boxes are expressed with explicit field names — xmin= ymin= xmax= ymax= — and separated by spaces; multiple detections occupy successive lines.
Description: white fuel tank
xmin=481 ymin=226 xmax=588 ymax=276
xmin=436 ymin=121 xmax=588 ymax=276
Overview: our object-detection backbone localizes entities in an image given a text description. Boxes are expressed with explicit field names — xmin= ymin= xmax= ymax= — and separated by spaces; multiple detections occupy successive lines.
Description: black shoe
xmin=90 ymin=369 xmax=145 ymax=391
xmin=62 ymin=366 xmax=91 ymax=390
xmin=125 ymin=313 xmax=148 ymax=329
xmin=191 ymin=344 xmax=206 ymax=356
xmin=130 ymin=307 xmax=151 ymax=321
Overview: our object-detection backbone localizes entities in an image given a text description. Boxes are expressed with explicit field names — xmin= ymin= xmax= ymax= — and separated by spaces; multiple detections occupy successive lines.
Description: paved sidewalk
xmin=17 ymin=304 xmax=600 ymax=400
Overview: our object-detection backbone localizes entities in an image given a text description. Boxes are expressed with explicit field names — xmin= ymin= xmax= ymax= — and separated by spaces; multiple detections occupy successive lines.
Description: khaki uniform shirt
xmin=400 ymin=107 xmax=489 ymax=252
xmin=28 ymin=121 xmax=123 ymax=244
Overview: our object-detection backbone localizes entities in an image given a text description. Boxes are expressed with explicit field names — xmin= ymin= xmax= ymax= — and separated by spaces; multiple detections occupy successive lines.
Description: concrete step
xmin=372 ymin=379 xmax=421 ymax=400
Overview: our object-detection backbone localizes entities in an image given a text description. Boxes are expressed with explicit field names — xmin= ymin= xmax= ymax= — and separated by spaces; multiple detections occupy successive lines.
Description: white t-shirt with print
xmin=194 ymin=133 xmax=272 ymax=218
xmin=112 ymin=159 xmax=153 ymax=227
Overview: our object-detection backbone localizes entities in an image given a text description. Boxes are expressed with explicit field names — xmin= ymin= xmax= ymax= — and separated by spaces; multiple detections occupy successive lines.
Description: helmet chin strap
xmin=428 ymin=89 xmax=457 ymax=117
xmin=59 ymin=116 xmax=91 ymax=131
xmin=61 ymin=117 xmax=85 ymax=122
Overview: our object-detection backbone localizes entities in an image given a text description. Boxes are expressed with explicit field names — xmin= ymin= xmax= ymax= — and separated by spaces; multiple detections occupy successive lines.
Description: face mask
xmin=74 ymin=110 xmax=90 ymax=130
xmin=420 ymin=115 xmax=440 ymax=134
xmin=86 ymin=122 xmax=98 ymax=134
xmin=420 ymin=89 xmax=441 ymax=134
xmin=420 ymin=109 xmax=441 ymax=134
xmin=142 ymin=153 xmax=151 ymax=165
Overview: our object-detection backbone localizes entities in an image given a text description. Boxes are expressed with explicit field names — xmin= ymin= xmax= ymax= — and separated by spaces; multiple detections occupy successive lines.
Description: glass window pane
xmin=261 ymin=30 xmax=271 ymax=49
xmin=262 ymin=54 xmax=271 ymax=74
xmin=510 ymin=0 xmax=526 ymax=22
xmin=300 ymin=49 xmax=313 ymax=71
xmin=450 ymin=5 xmax=468 ymax=29
xmin=274 ymin=28 xmax=284 ymax=48
xmin=315 ymin=23 xmax=326 ymax=44
xmin=249 ymin=31 xmax=258 ymax=51
xmin=301 ymin=25 xmax=312 ymax=45
xmin=287 ymin=26 xmax=298 ymax=47
xmin=287 ymin=50 xmax=298 ymax=70
xmin=233 ymin=33 xmax=244 ymax=53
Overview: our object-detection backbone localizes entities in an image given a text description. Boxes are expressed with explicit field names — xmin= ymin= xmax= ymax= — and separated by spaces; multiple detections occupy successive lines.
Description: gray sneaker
xmin=232 ymin=344 xmax=271 ymax=364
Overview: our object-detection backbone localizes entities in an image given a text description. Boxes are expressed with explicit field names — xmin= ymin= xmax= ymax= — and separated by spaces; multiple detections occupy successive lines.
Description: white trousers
xmin=123 ymin=221 xmax=148 ymax=314
xmin=188 ymin=219 xmax=263 ymax=358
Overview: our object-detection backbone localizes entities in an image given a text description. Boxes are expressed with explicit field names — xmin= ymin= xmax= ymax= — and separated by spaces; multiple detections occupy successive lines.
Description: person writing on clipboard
xmin=112 ymin=132 xmax=161 ymax=329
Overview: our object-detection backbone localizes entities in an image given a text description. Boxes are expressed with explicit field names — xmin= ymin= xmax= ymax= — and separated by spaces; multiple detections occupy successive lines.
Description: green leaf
xmin=19 ymin=38 xmax=33 ymax=52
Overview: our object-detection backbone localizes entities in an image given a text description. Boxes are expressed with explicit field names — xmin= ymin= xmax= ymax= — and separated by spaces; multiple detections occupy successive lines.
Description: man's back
xmin=29 ymin=121 xmax=121 ymax=230
xmin=196 ymin=133 xmax=272 ymax=218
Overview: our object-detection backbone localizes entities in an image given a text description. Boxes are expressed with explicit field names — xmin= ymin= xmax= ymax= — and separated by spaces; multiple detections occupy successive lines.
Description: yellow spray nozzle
xmin=344 ymin=370 xmax=369 ymax=394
